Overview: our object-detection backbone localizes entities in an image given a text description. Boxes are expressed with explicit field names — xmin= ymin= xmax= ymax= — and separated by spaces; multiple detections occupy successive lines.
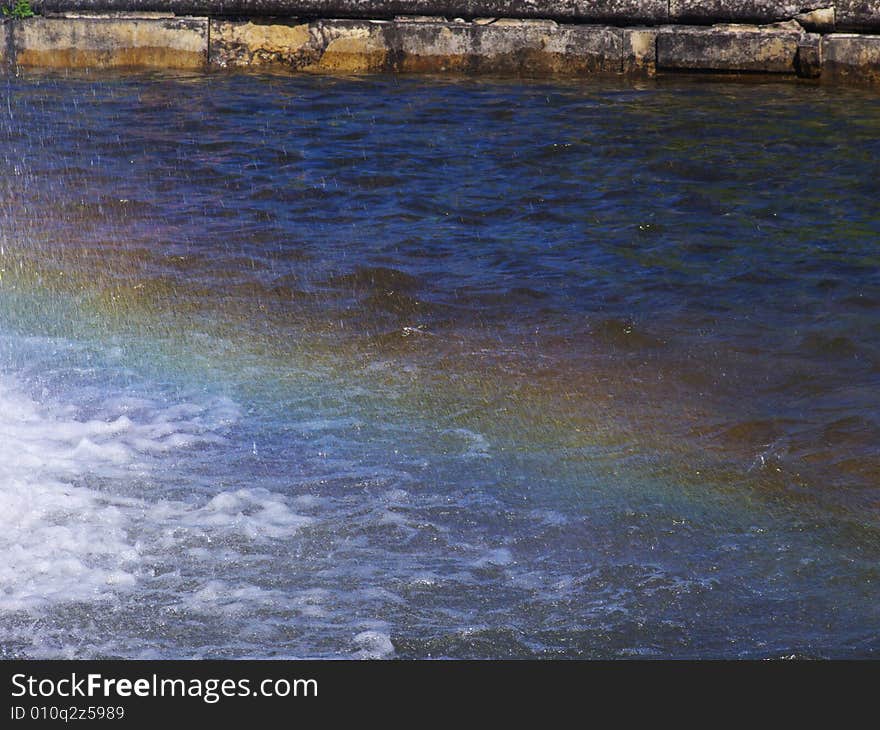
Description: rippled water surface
xmin=0 ymin=71 xmax=878 ymax=658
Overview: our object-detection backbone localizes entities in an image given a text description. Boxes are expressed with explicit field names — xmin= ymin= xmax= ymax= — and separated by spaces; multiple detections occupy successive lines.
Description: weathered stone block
xmin=508 ymin=22 xmax=618 ymax=74
xmin=657 ymin=24 xmax=802 ymax=73
xmin=836 ymin=1 xmax=880 ymax=31
xmin=211 ymin=18 xmax=630 ymax=76
xmin=390 ymin=20 xmax=476 ymax=73
xmin=209 ymin=19 xmax=312 ymax=69
xmin=795 ymin=33 xmax=822 ymax=78
xmin=316 ymin=20 xmax=390 ymax=72
xmin=822 ymin=33 xmax=880 ymax=83
xmin=793 ymin=7 xmax=835 ymax=33
xmin=210 ymin=19 xmax=390 ymax=72
xmin=14 ymin=17 xmax=208 ymax=69
xmin=393 ymin=20 xmax=622 ymax=75
xmin=669 ymin=0 xmax=804 ymax=24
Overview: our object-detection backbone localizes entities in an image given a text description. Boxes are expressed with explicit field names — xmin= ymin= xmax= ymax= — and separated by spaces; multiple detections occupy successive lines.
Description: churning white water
xmin=0 ymin=331 xmax=321 ymax=653
xmin=0 ymin=355 xmax=245 ymax=608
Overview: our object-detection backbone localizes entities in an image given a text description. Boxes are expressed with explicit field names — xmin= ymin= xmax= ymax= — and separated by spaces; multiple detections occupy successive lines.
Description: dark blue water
xmin=0 ymin=71 xmax=878 ymax=658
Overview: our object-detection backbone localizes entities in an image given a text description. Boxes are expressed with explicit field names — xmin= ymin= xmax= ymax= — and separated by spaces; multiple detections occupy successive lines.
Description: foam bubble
xmin=353 ymin=630 xmax=396 ymax=659
xmin=184 ymin=580 xmax=288 ymax=616
xmin=154 ymin=488 xmax=314 ymax=543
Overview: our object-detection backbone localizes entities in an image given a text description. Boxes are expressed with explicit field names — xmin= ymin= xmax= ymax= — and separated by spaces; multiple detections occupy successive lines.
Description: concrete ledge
xmin=210 ymin=19 xmax=386 ymax=73
xmin=822 ymin=33 xmax=880 ymax=83
xmin=393 ymin=21 xmax=622 ymax=75
xmin=209 ymin=18 xmax=654 ymax=75
xmin=657 ymin=23 xmax=803 ymax=73
xmin=13 ymin=16 xmax=208 ymax=69
xmin=2 ymin=14 xmax=880 ymax=86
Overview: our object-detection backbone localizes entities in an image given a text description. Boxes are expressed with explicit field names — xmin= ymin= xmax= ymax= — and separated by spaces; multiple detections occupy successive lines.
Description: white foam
xmin=0 ymin=371 xmax=247 ymax=611
xmin=353 ymin=630 xmax=396 ymax=659
xmin=155 ymin=488 xmax=314 ymax=542
xmin=184 ymin=580 xmax=287 ymax=616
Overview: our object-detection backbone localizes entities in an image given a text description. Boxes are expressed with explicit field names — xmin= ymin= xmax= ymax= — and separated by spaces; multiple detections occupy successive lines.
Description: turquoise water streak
xmin=0 ymin=72 xmax=878 ymax=658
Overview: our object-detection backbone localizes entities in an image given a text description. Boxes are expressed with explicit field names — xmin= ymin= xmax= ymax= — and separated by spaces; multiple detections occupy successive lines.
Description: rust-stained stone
xmin=210 ymin=18 xmax=647 ymax=75
xmin=14 ymin=17 xmax=207 ymax=69
xmin=389 ymin=21 xmax=476 ymax=73
xmin=822 ymin=33 xmax=880 ymax=83
xmin=210 ymin=19 xmax=390 ymax=72
xmin=209 ymin=20 xmax=322 ymax=69
xmin=317 ymin=21 xmax=389 ymax=72
xmin=657 ymin=24 xmax=803 ymax=73
xmin=622 ymin=27 xmax=657 ymax=73
xmin=3 ymin=8 xmax=880 ymax=84
xmin=392 ymin=20 xmax=622 ymax=75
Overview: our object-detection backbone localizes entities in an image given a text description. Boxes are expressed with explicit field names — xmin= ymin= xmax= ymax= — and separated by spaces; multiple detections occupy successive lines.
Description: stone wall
xmin=25 ymin=1 xmax=880 ymax=31
xmin=0 ymin=4 xmax=878 ymax=85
